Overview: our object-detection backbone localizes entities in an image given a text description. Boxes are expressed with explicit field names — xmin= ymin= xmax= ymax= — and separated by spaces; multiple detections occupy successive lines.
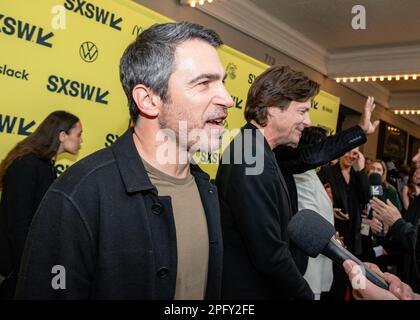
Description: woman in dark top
xmin=367 ymin=159 xmax=402 ymax=210
xmin=0 ymin=111 xmax=82 ymax=299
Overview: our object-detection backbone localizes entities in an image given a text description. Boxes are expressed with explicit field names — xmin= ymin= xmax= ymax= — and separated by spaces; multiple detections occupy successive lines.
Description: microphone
xmin=369 ymin=172 xmax=383 ymax=197
xmin=287 ymin=209 xmax=389 ymax=290
xmin=368 ymin=172 xmax=384 ymax=235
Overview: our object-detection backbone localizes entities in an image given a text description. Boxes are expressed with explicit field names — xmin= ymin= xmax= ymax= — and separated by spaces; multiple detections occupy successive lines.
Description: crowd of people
xmin=0 ymin=21 xmax=419 ymax=300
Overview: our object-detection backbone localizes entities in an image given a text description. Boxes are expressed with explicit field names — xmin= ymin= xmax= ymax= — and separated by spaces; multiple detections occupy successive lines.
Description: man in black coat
xmin=216 ymin=65 xmax=379 ymax=299
xmin=217 ymin=66 xmax=319 ymax=300
xmin=15 ymin=22 xmax=233 ymax=299
xmin=274 ymin=97 xmax=379 ymax=273
xmin=274 ymin=96 xmax=378 ymax=218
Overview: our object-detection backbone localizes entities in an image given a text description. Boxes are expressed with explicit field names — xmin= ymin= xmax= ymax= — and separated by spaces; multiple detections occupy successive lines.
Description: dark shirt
xmin=0 ymin=154 xmax=55 ymax=299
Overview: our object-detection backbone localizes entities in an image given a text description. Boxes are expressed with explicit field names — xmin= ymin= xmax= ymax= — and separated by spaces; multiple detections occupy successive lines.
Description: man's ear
xmin=132 ymin=85 xmax=162 ymax=117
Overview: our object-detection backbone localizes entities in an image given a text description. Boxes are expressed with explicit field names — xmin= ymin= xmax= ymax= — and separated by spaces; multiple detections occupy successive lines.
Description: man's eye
xmin=199 ymin=80 xmax=210 ymax=86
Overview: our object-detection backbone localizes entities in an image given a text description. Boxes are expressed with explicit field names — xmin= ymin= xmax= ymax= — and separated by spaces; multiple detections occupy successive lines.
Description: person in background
xmin=318 ymin=147 xmax=370 ymax=300
xmin=293 ymin=126 xmax=334 ymax=300
xmin=401 ymin=170 xmax=420 ymax=211
xmin=370 ymin=149 xmax=420 ymax=293
xmin=0 ymin=111 xmax=82 ymax=299
xmin=397 ymin=164 xmax=411 ymax=199
xmin=367 ymin=160 xmax=402 ymax=211
xmin=366 ymin=160 xmax=402 ymax=274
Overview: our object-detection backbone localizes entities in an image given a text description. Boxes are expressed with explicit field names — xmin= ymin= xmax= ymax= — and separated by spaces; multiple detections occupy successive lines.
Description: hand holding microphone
xmin=343 ymin=259 xmax=419 ymax=300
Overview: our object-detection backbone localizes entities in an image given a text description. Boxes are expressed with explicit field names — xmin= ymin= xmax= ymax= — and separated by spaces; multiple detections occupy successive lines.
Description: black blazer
xmin=216 ymin=123 xmax=313 ymax=300
xmin=0 ymin=154 xmax=55 ymax=278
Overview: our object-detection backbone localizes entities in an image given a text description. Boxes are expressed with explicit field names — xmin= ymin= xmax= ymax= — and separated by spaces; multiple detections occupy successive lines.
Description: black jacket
xmin=0 ymin=154 xmax=55 ymax=278
xmin=216 ymin=123 xmax=313 ymax=300
xmin=15 ymin=128 xmax=223 ymax=300
xmin=275 ymin=125 xmax=366 ymax=215
xmin=389 ymin=195 xmax=420 ymax=292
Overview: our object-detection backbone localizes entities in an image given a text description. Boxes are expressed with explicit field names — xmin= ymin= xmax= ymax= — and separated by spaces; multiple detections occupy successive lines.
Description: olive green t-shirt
xmin=142 ymin=160 xmax=209 ymax=300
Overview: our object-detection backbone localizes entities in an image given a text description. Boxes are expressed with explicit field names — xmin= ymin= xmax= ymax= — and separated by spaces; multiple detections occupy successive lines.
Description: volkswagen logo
xmin=80 ymin=41 xmax=98 ymax=63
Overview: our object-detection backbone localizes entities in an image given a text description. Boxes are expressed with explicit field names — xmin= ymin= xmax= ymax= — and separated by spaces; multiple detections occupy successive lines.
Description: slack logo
xmin=46 ymin=74 xmax=109 ymax=105
xmin=0 ymin=13 xmax=54 ymax=48
xmin=0 ymin=64 xmax=29 ymax=81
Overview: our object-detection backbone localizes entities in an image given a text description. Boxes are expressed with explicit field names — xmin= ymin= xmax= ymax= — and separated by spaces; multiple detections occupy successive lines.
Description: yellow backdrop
xmin=0 ymin=0 xmax=339 ymax=178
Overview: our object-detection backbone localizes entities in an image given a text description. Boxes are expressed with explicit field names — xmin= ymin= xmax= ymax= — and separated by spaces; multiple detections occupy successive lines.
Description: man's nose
xmin=302 ymin=113 xmax=311 ymax=127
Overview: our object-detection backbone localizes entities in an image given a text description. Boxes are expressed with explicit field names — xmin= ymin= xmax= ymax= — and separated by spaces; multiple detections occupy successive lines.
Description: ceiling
xmin=248 ymin=0 xmax=420 ymax=51
xmin=198 ymin=0 xmax=420 ymax=126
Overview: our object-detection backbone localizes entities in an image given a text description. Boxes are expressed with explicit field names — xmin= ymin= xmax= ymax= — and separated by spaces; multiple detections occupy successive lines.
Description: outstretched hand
xmin=359 ymin=96 xmax=379 ymax=135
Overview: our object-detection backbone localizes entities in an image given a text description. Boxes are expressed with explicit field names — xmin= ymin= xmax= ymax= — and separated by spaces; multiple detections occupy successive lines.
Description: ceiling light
xmin=393 ymin=109 xmax=420 ymax=115
xmin=179 ymin=0 xmax=214 ymax=7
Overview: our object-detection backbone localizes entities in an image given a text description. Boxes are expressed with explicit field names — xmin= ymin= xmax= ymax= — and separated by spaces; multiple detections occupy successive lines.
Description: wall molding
xmin=327 ymin=44 xmax=420 ymax=77
xmin=197 ymin=0 xmax=327 ymax=74
xmin=389 ymin=92 xmax=420 ymax=108
xmin=342 ymin=82 xmax=390 ymax=109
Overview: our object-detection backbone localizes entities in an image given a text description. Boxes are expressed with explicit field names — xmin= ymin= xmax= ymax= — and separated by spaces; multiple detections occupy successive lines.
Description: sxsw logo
xmin=46 ymin=74 xmax=109 ymax=105
xmin=231 ymin=95 xmax=243 ymax=109
xmin=64 ymin=0 xmax=123 ymax=31
xmin=0 ymin=13 xmax=54 ymax=48
xmin=0 ymin=114 xmax=36 ymax=136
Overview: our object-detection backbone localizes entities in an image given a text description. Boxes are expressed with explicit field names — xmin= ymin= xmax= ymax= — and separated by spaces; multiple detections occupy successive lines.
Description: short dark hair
xmin=119 ymin=21 xmax=223 ymax=121
xmin=244 ymin=65 xmax=320 ymax=126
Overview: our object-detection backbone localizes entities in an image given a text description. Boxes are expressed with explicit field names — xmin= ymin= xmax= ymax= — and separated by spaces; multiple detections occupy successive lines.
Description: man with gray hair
xmin=16 ymin=22 xmax=233 ymax=299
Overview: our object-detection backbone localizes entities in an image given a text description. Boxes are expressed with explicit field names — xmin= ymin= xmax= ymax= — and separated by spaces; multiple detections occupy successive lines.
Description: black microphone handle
xmin=323 ymin=238 xmax=389 ymax=290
